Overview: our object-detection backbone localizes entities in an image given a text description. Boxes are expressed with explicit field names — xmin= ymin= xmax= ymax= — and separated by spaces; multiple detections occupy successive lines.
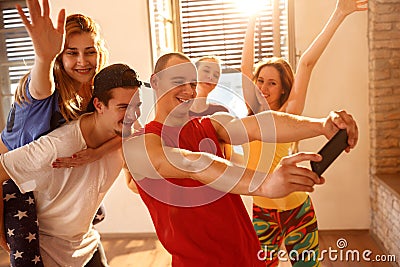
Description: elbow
xmin=0 ymin=168 xmax=9 ymax=185
xmin=153 ymin=162 xmax=167 ymax=178
xmin=298 ymin=58 xmax=316 ymax=70
xmin=29 ymin=88 xmax=54 ymax=101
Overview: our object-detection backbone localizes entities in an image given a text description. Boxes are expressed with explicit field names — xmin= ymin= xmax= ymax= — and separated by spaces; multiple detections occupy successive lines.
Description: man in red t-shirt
xmin=124 ymin=52 xmax=358 ymax=267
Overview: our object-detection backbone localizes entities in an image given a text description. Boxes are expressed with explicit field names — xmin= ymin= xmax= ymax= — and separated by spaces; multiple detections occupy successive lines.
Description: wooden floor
xmin=0 ymin=230 xmax=397 ymax=266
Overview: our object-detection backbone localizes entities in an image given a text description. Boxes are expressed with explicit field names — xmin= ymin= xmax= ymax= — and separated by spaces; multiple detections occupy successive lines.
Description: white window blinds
xmin=0 ymin=0 xmax=33 ymax=127
xmin=179 ymin=0 xmax=289 ymax=70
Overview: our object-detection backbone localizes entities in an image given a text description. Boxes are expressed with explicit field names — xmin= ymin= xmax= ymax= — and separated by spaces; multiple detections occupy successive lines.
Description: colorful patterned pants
xmin=3 ymin=179 xmax=106 ymax=267
xmin=253 ymin=196 xmax=320 ymax=267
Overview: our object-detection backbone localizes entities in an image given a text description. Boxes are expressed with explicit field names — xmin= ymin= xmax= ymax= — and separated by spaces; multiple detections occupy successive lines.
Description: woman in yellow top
xmin=241 ymin=0 xmax=367 ymax=266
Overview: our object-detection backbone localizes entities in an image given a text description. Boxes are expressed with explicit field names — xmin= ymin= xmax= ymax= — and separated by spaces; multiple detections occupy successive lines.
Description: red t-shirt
xmin=136 ymin=117 xmax=264 ymax=267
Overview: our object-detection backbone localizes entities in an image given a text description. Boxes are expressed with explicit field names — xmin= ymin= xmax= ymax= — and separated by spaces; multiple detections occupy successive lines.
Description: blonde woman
xmin=0 ymin=0 xmax=109 ymax=265
xmin=241 ymin=0 xmax=367 ymax=266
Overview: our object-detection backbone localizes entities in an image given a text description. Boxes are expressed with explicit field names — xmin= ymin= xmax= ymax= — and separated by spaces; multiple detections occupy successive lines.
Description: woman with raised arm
xmin=241 ymin=0 xmax=367 ymax=266
xmin=0 ymin=0 xmax=112 ymax=265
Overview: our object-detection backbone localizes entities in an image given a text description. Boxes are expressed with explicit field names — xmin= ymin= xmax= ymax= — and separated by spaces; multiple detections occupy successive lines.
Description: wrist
xmin=332 ymin=8 xmax=347 ymax=22
xmin=317 ymin=118 xmax=326 ymax=137
xmin=34 ymin=55 xmax=57 ymax=66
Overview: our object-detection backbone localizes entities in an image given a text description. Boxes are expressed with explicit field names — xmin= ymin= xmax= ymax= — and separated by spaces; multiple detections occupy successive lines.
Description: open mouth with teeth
xmin=177 ymin=97 xmax=192 ymax=104
xmin=75 ymin=68 xmax=92 ymax=74
xmin=262 ymin=94 xmax=270 ymax=99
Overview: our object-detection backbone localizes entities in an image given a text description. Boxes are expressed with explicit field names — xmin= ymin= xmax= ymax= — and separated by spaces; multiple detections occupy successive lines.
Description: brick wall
xmin=369 ymin=0 xmax=400 ymax=262
xmin=370 ymin=177 xmax=400 ymax=261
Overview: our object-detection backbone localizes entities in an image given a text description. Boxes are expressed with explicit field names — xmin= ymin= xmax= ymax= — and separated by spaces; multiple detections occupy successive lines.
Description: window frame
xmin=0 ymin=0 xmax=34 ymax=130
xmin=147 ymin=0 xmax=182 ymax=68
xmin=148 ymin=0 xmax=296 ymax=71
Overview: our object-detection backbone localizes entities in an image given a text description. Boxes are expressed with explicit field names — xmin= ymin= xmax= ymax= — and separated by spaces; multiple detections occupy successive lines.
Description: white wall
xmin=294 ymin=0 xmax=370 ymax=229
xmin=51 ymin=0 xmax=370 ymax=232
xmin=51 ymin=0 xmax=156 ymax=233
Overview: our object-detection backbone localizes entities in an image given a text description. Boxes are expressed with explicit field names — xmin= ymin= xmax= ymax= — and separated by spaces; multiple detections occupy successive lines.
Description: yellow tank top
xmin=242 ymin=141 xmax=308 ymax=211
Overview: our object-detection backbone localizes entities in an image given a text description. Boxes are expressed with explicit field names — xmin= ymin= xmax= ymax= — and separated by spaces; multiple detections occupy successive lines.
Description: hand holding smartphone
xmin=310 ymin=129 xmax=348 ymax=176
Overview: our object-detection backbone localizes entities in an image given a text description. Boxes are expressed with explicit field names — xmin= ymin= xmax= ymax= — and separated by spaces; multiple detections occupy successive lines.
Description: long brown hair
xmin=253 ymin=57 xmax=294 ymax=109
xmin=14 ymin=14 xmax=108 ymax=121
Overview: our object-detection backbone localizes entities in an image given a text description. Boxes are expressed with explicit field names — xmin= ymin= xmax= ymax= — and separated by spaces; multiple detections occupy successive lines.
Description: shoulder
xmin=47 ymin=119 xmax=80 ymax=138
xmin=124 ymin=132 xmax=161 ymax=152
xmin=209 ymin=112 xmax=236 ymax=128
xmin=123 ymin=132 xmax=161 ymax=177
xmin=45 ymin=119 xmax=85 ymax=153
xmin=206 ymin=113 xmax=236 ymax=140
xmin=208 ymin=103 xmax=229 ymax=113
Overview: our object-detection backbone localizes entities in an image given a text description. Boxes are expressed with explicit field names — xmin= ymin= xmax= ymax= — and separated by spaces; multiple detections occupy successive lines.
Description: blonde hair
xmin=14 ymin=14 xmax=108 ymax=121
xmin=194 ymin=55 xmax=221 ymax=68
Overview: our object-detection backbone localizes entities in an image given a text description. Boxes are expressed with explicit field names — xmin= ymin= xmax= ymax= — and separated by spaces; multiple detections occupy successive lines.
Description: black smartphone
xmin=310 ymin=129 xmax=349 ymax=176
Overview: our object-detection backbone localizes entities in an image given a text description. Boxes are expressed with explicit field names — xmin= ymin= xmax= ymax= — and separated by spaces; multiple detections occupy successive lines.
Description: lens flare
xmin=232 ymin=0 xmax=270 ymax=16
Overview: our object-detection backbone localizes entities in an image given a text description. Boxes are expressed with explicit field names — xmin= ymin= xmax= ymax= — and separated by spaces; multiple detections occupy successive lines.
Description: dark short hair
xmin=86 ymin=64 xmax=141 ymax=112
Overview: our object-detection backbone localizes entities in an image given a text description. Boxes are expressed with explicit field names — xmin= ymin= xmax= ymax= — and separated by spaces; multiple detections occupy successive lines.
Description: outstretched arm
xmin=281 ymin=0 xmax=368 ymax=114
xmin=16 ymin=0 xmax=66 ymax=100
xmin=211 ymin=109 xmax=358 ymax=152
xmin=123 ymin=134 xmax=323 ymax=198
xmin=52 ymin=136 xmax=122 ymax=168
xmin=241 ymin=15 xmax=263 ymax=114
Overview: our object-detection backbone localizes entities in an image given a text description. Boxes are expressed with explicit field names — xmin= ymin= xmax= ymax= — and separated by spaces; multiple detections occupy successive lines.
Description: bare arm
xmin=123 ymin=164 xmax=139 ymax=194
xmin=0 ymin=140 xmax=8 ymax=154
xmin=52 ymin=136 xmax=122 ymax=168
xmin=241 ymin=15 xmax=263 ymax=113
xmin=281 ymin=0 xmax=368 ymax=115
xmin=17 ymin=0 xmax=66 ymax=100
xmin=123 ymin=134 xmax=323 ymax=198
xmin=211 ymin=109 xmax=358 ymax=151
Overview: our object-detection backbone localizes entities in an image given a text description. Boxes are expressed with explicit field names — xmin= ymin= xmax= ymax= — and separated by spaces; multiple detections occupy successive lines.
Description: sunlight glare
xmin=232 ymin=0 xmax=270 ymax=16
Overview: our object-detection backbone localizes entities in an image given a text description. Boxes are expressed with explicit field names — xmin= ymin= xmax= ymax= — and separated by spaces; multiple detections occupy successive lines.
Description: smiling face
xmin=98 ymin=87 xmax=140 ymax=137
xmin=255 ymin=65 xmax=284 ymax=111
xmin=196 ymin=58 xmax=221 ymax=94
xmin=61 ymin=32 xmax=99 ymax=88
xmin=152 ymin=56 xmax=198 ymax=124
xmin=253 ymin=58 xmax=294 ymax=112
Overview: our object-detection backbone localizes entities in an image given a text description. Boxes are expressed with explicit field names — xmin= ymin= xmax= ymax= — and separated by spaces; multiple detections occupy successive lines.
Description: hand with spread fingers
xmin=16 ymin=0 xmax=66 ymax=63
xmin=52 ymin=148 xmax=101 ymax=168
xmin=52 ymin=136 xmax=123 ymax=168
xmin=337 ymin=0 xmax=368 ymax=18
